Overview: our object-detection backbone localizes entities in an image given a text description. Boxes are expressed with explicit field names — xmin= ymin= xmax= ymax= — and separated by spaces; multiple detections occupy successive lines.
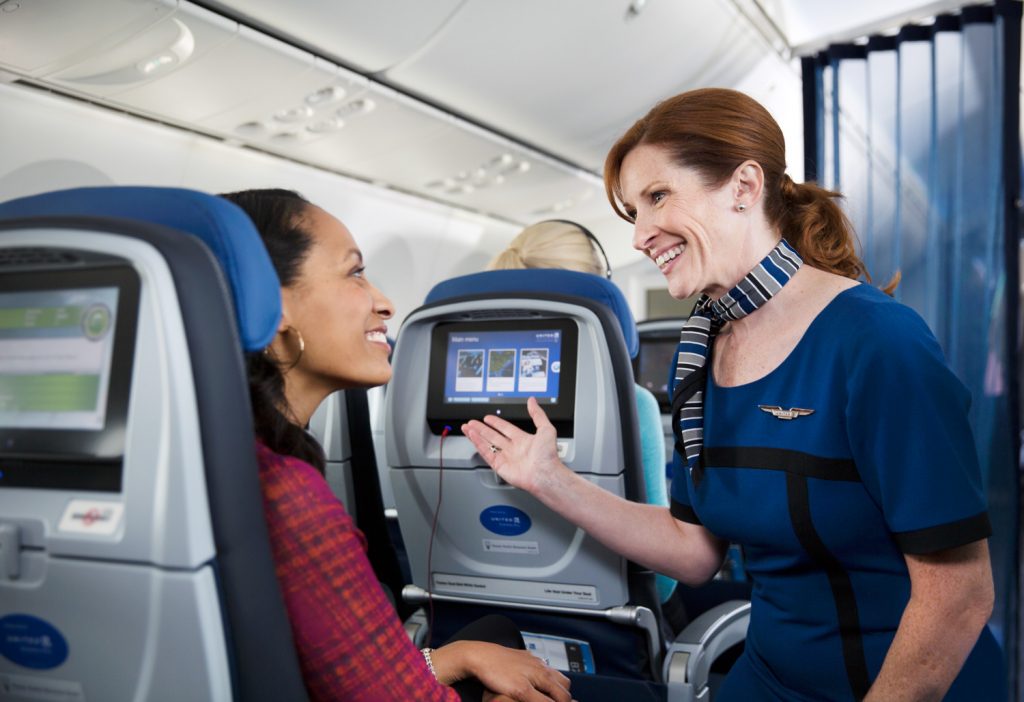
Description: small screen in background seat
xmin=635 ymin=337 xmax=679 ymax=412
xmin=0 ymin=287 xmax=120 ymax=431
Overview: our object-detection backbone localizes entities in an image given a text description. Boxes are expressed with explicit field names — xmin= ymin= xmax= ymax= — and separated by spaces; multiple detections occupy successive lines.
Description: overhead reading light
xmin=234 ymin=121 xmax=267 ymax=137
xmin=532 ymin=189 xmax=592 ymax=216
xmin=138 ymin=54 xmax=175 ymax=75
xmin=424 ymin=178 xmax=455 ymax=190
xmin=274 ymin=105 xmax=313 ymax=123
xmin=306 ymin=117 xmax=344 ymax=134
xmin=232 ymin=92 xmax=349 ymax=146
xmin=133 ymin=18 xmax=195 ymax=77
xmin=336 ymin=98 xmax=376 ymax=118
xmin=305 ymin=85 xmax=347 ymax=107
xmin=270 ymin=131 xmax=308 ymax=144
xmin=424 ymin=154 xmax=532 ymax=194
xmin=490 ymin=154 xmax=514 ymax=168
xmin=531 ymin=199 xmax=575 ymax=216
xmin=57 ymin=18 xmax=195 ymax=85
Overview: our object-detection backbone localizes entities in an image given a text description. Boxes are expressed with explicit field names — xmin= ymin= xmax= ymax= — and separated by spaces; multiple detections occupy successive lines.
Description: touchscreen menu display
xmin=426 ymin=318 xmax=578 ymax=436
xmin=443 ymin=328 xmax=564 ymax=406
xmin=0 ymin=287 xmax=119 ymax=431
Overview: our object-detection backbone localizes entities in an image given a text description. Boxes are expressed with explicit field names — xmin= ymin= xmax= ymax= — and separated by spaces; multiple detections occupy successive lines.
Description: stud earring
xmin=736 ymin=204 xmax=747 ymax=212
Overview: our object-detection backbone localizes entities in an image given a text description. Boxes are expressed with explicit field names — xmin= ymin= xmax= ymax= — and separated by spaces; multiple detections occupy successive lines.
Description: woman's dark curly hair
xmin=219 ymin=188 xmax=326 ymax=472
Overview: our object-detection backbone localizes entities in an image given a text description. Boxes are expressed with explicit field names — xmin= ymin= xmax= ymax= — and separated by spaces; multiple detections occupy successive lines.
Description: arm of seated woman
xmin=431 ymin=642 xmax=572 ymax=702
xmin=261 ymin=445 xmax=569 ymax=702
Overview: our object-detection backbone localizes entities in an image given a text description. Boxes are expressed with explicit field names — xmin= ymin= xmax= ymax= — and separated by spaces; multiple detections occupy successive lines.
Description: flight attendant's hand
xmin=462 ymin=396 xmax=568 ymax=496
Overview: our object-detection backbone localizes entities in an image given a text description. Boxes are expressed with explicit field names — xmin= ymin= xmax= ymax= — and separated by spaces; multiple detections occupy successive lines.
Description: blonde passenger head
xmin=487 ymin=220 xmax=608 ymax=278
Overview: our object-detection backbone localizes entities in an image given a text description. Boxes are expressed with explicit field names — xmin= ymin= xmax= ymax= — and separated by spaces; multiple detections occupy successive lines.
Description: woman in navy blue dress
xmin=462 ymin=88 xmax=1001 ymax=701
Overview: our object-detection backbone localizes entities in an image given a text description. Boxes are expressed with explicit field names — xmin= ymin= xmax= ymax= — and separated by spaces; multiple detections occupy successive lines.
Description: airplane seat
xmin=387 ymin=268 xmax=748 ymax=693
xmin=309 ymin=387 xmax=413 ymax=619
xmin=309 ymin=391 xmax=356 ymax=514
xmin=635 ymin=318 xmax=753 ymax=699
xmin=635 ymin=318 xmax=690 ymax=470
xmin=367 ymin=336 xmax=415 ymax=587
xmin=436 ymin=272 xmax=679 ymax=607
xmin=390 ymin=268 xmax=661 ymax=678
xmin=0 ymin=186 xmax=307 ymax=701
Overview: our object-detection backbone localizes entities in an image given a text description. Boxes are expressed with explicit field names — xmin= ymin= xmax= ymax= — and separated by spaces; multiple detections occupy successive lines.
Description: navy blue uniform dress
xmin=669 ymin=285 xmax=1003 ymax=701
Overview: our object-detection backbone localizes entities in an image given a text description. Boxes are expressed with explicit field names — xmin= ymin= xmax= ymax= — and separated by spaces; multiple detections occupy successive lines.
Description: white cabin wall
xmin=616 ymin=54 xmax=806 ymax=322
xmin=0 ymin=83 xmax=519 ymax=328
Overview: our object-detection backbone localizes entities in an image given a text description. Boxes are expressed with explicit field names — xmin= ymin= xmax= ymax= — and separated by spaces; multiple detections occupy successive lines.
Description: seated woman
xmin=219 ymin=188 xmax=572 ymax=702
xmin=486 ymin=220 xmax=675 ymax=605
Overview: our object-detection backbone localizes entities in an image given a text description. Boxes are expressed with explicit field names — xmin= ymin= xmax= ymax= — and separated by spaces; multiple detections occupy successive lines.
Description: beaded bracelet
xmin=420 ymin=647 xmax=437 ymax=679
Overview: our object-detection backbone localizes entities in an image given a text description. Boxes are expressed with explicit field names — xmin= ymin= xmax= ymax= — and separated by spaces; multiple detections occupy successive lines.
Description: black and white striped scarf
xmin=670 ymin=239 xmax=803 ymax=483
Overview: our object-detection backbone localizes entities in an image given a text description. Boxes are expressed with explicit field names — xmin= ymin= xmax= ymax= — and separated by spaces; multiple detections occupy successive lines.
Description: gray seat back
xmin=0 ymin=187 xmax=306 ymax=701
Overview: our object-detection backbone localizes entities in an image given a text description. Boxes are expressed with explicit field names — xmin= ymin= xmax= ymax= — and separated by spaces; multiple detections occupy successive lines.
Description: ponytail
xmin=776 ymin=175 xmax=898 ymax=294
xmin=487 ymin=221 xmax=607 ymax=277
xmin=486 ymin=246 xmax=528 ymax=271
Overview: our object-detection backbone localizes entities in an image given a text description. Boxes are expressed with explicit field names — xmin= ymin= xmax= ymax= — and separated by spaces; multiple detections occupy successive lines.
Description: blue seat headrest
xmin=426 ymin=269 xmax=639 ymax=358
xmin=0 ymin=186 xmax=280 ymax=352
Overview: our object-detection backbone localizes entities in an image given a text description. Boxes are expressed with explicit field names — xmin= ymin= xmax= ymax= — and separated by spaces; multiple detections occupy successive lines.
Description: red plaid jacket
xmin=256 ymin=441 xmax=459 ymax=701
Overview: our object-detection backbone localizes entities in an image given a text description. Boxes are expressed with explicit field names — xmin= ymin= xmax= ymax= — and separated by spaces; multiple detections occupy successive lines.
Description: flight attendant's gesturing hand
xmin=462 ymin=397 xmax=568 ymax=495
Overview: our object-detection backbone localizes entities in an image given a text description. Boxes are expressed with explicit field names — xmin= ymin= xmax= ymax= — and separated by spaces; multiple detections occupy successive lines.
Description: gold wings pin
xmin=758 ymin=405 xmax=815 ymax=420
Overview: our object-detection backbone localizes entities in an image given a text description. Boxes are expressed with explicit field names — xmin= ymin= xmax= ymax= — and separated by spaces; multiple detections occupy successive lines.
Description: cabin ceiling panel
xmin=0 ymin=0 xmax=175 ymax=74
xmin=442 ymin=159 xmax=600 ymax=224
xmin=196 ymin=59 xmax=363 ymax=140
xmin=278 ymin=89 xmax=452 ymax=173
xmin=0 ymin=0 xmax=797 ymax=255
xmin=43 ymin=3 xmax=239 ymax=99
xmin=109 ymin=15 xmax=317 ymax=122
xmin=383 ymin=0 xmax=772 ymax=171
xmin=198 ymin=0 xmax=465 ymax=73
xmin=330 ymin=124 xmax=539 ymax=195
xmin=284 ymin=108 xmax=608 ymax=227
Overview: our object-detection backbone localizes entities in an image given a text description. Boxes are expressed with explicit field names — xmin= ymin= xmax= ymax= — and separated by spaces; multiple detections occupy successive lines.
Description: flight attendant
xmin=462 ymin=88 xmax=1002 ymax=701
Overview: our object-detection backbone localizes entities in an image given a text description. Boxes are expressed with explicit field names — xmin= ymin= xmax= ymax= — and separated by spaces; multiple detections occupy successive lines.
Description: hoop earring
xmin=264 ymin=326 xmax=305 ymax=370
xmin=736 ymin=203 xmax=747 ymax=212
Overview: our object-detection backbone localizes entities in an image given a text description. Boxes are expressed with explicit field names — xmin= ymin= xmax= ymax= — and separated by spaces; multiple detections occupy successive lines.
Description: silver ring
xmin=489 ymin=444 xmax=501 ymax=453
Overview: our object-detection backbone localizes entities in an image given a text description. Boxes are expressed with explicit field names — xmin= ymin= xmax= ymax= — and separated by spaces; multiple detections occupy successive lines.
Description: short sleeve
xmin=668 ymin=450 xmax=702 ymax=524
xmin=845 ymin=304 xmax=990 ymax=554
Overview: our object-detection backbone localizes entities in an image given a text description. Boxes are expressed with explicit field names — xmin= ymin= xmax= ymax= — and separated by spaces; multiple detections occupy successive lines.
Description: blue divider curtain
xmin=802 ymin=1 xmax=1021 ymax=696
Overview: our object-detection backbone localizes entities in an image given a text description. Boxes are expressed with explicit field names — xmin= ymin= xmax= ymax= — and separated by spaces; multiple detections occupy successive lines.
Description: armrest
xmin=403 ymin=608 xmax=429 ymax=648
xmin=663 ymin=600 xmax=750 ymax=702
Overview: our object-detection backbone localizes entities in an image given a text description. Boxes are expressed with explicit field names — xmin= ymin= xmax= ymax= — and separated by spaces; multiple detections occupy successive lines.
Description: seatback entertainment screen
xmin=0 ymin=287 xmax=119 ymax=430
xmin=634 ymin=336 xmax=680 ymax=412
xmin=0 ymin=262 xmax=140 ymax=490
xmin=427 ymin=319 xmax=578 ymax=435
xmin=444 ymin=328 xmax=563 ymax=404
